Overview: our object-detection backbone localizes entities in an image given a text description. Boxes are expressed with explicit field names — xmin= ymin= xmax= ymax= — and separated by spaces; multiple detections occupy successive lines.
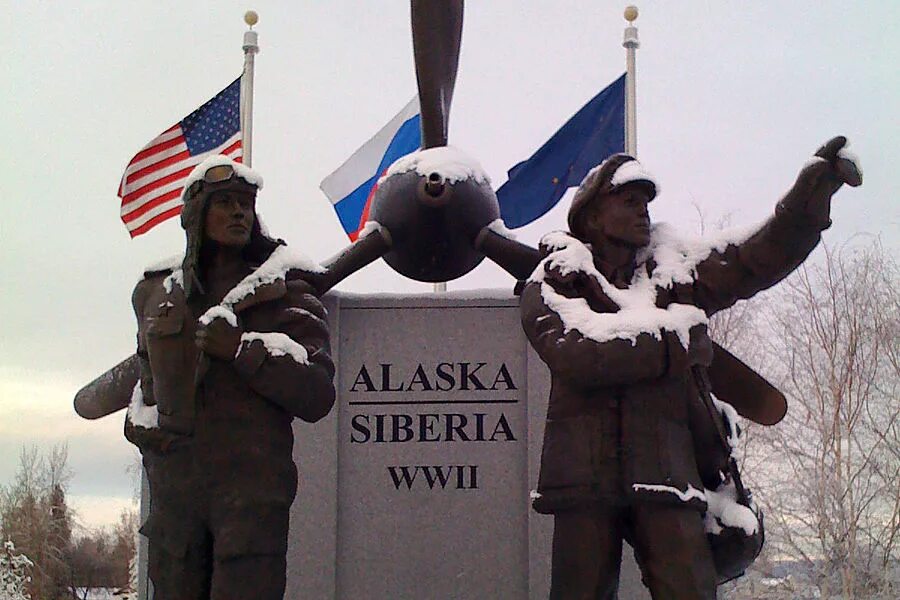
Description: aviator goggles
xmin=186 ymin=163 xmax=254 ymax=198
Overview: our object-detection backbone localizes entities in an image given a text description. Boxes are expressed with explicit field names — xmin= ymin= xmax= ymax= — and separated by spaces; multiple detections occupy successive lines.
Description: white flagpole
xmin=623 ymin=6 xmax=639 ymax=157
xmin=136 ymin=16 xmax=261 ymax=600
xmin=241 ymin=11 xmax=260 ymax=167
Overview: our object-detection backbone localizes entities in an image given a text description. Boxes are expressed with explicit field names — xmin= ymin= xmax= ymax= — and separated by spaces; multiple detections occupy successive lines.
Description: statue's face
xmin=203 ymin=189 xmax=256 ymax=248
xmin=583 ymin=185 xmax=652 ymax=248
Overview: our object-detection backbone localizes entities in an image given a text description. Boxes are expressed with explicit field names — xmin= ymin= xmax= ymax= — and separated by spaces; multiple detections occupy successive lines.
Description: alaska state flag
xmin=320 ymin=97 xmax=421 ymax=241
xmin=496 ymin=74 xmax=625 ymax=228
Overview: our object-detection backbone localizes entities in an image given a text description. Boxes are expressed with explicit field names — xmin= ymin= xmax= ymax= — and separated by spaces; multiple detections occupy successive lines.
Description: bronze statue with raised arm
xmin=518 ymin=140 xmax=861 ymax=599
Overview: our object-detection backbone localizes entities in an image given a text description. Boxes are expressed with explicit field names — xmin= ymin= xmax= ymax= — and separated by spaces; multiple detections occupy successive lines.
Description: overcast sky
xmin=1 ymin=1 xmax=897 ymax=531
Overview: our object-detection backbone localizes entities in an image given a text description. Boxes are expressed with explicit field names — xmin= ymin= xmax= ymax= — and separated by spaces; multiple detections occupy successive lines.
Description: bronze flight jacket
xmin=124 ymin=253 xmax=335 ymax=561
xmin=126 ymin=262 xmax=336 ymax=453
xmin=522 ymin=186 xmax=831 ymax=514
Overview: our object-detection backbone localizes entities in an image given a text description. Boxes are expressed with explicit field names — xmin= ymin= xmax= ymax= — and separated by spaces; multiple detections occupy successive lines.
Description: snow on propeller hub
xmin=369 ymin=0 xmax=501 ymax=282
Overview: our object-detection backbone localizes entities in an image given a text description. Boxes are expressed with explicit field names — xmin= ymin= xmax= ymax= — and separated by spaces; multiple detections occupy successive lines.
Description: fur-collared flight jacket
xmin=522 ymin=184 xmax=831 ymax=514
xmin=126 ymin=260 xmax=335 ymax=558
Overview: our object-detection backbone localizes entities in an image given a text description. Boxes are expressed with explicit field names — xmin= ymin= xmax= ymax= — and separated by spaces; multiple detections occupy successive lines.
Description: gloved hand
xmin=782 ymin=136 xmax=863 ymax=227
xmin=815 ymin=136 xmax=862 ymax=187
xmin=196 ymin=317 xmax=243 ymax=361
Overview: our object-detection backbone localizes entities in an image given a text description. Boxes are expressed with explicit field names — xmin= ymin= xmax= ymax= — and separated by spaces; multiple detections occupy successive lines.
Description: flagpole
xmin=241 ymin=11 xmax=260 ymax=167
xmin=623 ymin=6 xmax=639 ymax=156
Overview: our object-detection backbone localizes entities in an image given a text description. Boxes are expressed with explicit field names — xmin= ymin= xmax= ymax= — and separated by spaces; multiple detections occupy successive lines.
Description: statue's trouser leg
xmin=208 ymin=503 xmax=290 ymax=600
xmin=144 ymin=449 xmax=213 ymax=599
xmin=627 ymin=503 xmax=717 ymax=600
xmin=148 ymin=535 xmax=212 ymax=600
xmin=549 ymin=507 xmax=624 ymax=600
xmin=209 ymin=554 xmax=287 ymax=600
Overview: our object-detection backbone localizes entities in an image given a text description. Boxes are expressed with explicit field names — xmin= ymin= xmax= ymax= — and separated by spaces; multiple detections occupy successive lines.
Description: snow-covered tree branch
xmin=716 ymin=239 xmax=899 ymax=599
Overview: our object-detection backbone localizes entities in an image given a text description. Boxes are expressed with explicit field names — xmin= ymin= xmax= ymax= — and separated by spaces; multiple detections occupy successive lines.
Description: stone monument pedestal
xmin=285 ymin=290 xmax=648 ymax=599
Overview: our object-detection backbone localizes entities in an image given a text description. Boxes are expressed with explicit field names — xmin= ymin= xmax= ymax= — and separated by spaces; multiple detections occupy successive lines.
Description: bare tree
xmin=0 ymin=446 xmax=73 ymax=600
xmin=111 ymin=509 xmax=138 ymax=595
xmin=742 ymin=240 xmax=900 ymax=598
xmin=709 ymin=295 xmax=800 ymax=599
xmin=66 ymin=511 xmax=138 ymax=599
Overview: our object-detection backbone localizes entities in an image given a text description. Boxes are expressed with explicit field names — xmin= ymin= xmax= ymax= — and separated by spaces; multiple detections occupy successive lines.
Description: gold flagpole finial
xmin=624 ymin=6 xmax=638 ymax=23
xmin=244 ymin=10 xmax=259 ymax=29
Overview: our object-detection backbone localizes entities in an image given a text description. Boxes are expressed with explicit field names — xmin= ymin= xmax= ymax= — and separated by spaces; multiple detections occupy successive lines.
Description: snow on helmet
xmin=567 ymin=154 xmax=657 ymax=240
xmin=179 ymin=155 xmax=280 ymax=296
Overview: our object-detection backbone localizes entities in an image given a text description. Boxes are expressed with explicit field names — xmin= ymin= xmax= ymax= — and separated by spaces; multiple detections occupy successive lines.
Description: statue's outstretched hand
xmin=798 ymin=136 xmax=862 ymax=192
xmin=786 ymin=136 xmax=862 ymax=226
xmin=814 ymin=136 xmax=862 ymax=187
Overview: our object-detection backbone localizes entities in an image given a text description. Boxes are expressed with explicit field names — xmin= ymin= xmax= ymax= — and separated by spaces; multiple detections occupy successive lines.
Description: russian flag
xmin=320 ymin=97 xmax=421 ymax=241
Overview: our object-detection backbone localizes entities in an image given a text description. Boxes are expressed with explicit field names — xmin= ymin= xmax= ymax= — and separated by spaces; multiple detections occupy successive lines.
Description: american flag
xmin=118 ymin=77 xmax=242 ymax=237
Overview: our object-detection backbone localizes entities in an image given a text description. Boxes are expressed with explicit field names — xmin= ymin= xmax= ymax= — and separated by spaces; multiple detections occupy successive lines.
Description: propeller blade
xmin=709 ymin=342 xmax=788 ymax=426
xmin=411 ymin=0 xmax=464 ymax=148
xmin=74 ymin=354 xmax=140 ymax=419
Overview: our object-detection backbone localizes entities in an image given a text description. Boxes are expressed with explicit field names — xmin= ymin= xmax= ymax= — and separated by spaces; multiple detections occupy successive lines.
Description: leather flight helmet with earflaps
xmin=179 ymin=156 xmax=280 ymax=297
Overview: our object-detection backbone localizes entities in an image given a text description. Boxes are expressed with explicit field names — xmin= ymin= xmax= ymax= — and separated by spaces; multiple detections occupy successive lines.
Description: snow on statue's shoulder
xmin=384 ymin=146 xmax=490 ymax=185
xmin=139 ymin=256 xmax=183 ymax=295
xmin=221 ymin=245 xmax=324 ymax=310
xmin=538 ymin=231 xmax=595 ymax=277
xmin=539 ymin=230 xmax=576 ymax=252
xmin=530 ymin=231 xmax=708 ymax=348
xmin=142 ymin=253 xmax=183 ymax=278
xmin=162 ymin=269 xmax=184 ymax=294
xmin=642 ymin=222 xmax=759 ymax=288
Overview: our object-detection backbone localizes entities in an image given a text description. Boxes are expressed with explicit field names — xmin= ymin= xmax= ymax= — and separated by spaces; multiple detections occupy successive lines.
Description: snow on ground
xmin=75 ymin=588 xmax=134 ymax=600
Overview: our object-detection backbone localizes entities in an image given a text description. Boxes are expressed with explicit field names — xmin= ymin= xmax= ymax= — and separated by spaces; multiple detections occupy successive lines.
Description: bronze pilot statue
xmin=519 ymin=138 xmax=861 ymax=599
xmin=123 ymin=156 xmax=335 ymax=599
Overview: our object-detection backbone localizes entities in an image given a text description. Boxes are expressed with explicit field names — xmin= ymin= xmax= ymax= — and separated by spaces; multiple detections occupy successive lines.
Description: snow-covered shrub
xmin=1 ymin=540 xmax=33 ymax=600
